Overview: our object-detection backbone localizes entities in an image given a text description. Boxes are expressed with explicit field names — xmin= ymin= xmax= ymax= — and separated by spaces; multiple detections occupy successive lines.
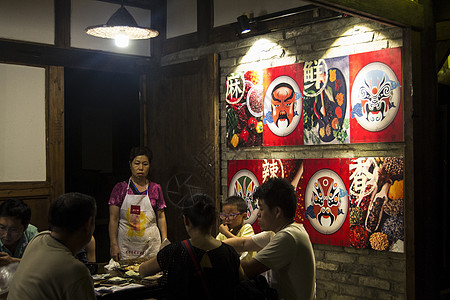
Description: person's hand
xmin=0 ymin=252 xmax=17 ymax=267
xmin=110 ymin=245 xmax=121 ymax=262
xmin=219 ymin=224 xmax=230 ymax=235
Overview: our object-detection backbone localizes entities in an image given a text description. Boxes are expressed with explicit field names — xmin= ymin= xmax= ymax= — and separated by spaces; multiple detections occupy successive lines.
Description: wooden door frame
xmin=0 ymin=66 xmax=64 ymax=230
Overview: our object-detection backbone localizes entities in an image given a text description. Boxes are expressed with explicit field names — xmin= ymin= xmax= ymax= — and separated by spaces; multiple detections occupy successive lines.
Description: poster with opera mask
xmin=228 ymin=157 xmax=404 ymax=252
xmin=226 ymin=70 xmax=264 ymax=149
xmin=349 ymin=47 xmax=403 ymax=143
xmin=227 ymin=159 xmax=305 ymax=233
xmin=262 ymin=64 xmax=304 ymax=146
xmin=303 ymin=56 xmax=350 ymax=144
xmin=300 ymin=158 xmax=351 ymax=247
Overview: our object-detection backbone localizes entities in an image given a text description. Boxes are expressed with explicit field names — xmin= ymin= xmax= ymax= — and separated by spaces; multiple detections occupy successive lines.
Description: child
xmin=216 ymin=196 xmax=255 ymax=261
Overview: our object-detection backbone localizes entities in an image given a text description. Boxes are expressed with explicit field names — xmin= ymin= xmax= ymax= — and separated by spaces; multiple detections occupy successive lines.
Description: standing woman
xmin=108 ymin=146 xmax=168 ymax=261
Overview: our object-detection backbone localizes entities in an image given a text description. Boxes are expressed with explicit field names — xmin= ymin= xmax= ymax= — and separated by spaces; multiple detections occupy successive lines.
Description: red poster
xmin=300 ymin=158 xmax=350 ymax=247
xmin=227 ymin=159 xmax=304 ymax=233
xmin=349 ymin=47 xmax=403 ymax=143
xmin=263 ymin=64 xmax=304 ymax=146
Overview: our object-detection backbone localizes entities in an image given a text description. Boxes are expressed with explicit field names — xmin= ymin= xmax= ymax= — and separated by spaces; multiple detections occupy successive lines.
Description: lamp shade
xmin=85 ymin=6 xmax=158 ymax=40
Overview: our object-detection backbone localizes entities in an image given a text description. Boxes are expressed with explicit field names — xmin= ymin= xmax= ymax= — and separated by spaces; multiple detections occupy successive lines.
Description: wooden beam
xmin=436 ymin=20 xmax=450 ymax=41
xmin=0 ymin=182 xmax=51 ymax=198
xmin=0 ymin=39 xmax=156 ymax=74
xmin=54 ymin=0 xmax=71 ymax=47
xmin=305 ymin=0 xmax=424 ymax=29
xmin=434 ymin=0 xmax=450 ymax=22
xmin=47 ymin=66 xmax=65 ymax=199
xmin=197 ymin=0 xmax=213 ymax=45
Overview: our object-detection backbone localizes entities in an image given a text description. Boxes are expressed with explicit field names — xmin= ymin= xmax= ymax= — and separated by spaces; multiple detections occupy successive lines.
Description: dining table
xmin=93 ymin=258 xmax=167 ymax=300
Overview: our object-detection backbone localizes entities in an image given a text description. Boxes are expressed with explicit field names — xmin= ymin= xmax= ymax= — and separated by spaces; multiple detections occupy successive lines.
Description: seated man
xmin=0 ymin=199 xmax=38 ymax=266
xmin=7 ymin=192 xmax=97 ymax=300
xmin=224 ymin=177 xmax=316 ymax=300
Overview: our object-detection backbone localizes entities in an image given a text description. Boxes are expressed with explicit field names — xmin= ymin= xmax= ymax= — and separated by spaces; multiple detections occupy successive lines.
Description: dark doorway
xmin=64 ymin=68 xmax=140 ymax=262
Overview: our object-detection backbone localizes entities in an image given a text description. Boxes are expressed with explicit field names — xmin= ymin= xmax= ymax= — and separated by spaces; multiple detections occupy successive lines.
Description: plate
xmin=351 ymin=62 xmax=400 ymax=132
xmin=263 ymin=75 xmax=302 ymax=137
xmin=305 ymin=169 xmax=348 ymax=234
xmin=246 ymin=84 xmax=263 ymax=117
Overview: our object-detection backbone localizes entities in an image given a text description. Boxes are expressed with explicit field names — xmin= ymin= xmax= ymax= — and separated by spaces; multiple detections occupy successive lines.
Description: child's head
xmin=219 ymin=196 xmax=247 ymax=230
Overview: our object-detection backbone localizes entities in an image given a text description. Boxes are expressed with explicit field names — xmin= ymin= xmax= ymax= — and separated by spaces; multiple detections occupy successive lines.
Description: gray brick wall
xmin=162 ymin=16 xmax=406 ymax=300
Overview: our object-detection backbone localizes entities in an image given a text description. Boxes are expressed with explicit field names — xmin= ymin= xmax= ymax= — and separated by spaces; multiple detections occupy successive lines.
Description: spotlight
xmin=237 ymin=14 xmax=251 ymax=34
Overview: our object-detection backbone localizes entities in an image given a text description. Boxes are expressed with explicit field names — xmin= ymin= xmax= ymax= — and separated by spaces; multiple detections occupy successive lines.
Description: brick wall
xmin=161 ymin=16 xmax=406 ymax=300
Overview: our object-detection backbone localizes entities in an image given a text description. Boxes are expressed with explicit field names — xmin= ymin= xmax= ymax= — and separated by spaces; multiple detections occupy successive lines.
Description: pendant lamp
xmin=85 ymin=4 xmax=158 ymax=47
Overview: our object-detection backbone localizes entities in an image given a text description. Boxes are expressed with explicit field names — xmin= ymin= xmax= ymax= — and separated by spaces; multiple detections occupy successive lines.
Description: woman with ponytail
xmin=139 ymin=194 xmax=243 ymax=300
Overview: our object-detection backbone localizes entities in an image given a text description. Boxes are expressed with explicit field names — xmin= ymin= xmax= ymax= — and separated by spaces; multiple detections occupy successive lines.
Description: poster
xmin=349 ymin=47 xmax=403 ymax=143
xmin=303 ymin=56 xmax=350 ymax=144
xmin=300 ymin=158 xmax=350 ymax=247
xmin=227 ymin=159 xmax=304 ymax=233
xmin=263 ymin=64 xmax=304 ymax=146
xmin=227 ymin=156 xmax=404 ymax=252
xmin=224 ymin=48 xmax=403 ymax=147
xmin=349 ymin=157 xmax=404 ymax=252
xmin=226 ymin=70 xmax=264 ymax=149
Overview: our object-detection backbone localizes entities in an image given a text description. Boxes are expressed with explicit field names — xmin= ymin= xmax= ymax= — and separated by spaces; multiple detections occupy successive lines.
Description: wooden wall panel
xmin=147 ymin=54 xmax=220 ymax=242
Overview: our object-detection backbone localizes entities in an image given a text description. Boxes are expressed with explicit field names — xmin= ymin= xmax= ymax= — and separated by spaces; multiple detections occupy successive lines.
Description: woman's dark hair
xmin=129 ymin=146 xmax=153 ymax=164
xmin=253 ymin=177 xmax=297 ymax=219
xmin=182 ymin=194 xmax=216 ymax=232
xmin=0 ymin=198 xmax=31 ymax=227
xmin=49 ymin=192 xmax=97 ymax=233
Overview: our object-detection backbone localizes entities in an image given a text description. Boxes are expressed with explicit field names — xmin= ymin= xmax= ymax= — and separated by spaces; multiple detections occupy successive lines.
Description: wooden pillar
xmin=405 ymin=0 xmax=440 ymax=298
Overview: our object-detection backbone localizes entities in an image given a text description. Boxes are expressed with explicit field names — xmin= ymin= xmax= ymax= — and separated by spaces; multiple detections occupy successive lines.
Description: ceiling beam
xmin=305 ymin=0 xmax=424 ymax=29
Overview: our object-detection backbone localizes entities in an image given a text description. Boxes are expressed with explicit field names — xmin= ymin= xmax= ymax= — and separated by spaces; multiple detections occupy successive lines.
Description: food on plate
xmin=124 ymin=264 xmax=141 ymax=272
xmin=247 ymin=85 xmax=263 ymax=116
xmin=369 ymin=232 xmax=389 ymax=251
xmin=125 ymin=270 xmax=140 ymax=277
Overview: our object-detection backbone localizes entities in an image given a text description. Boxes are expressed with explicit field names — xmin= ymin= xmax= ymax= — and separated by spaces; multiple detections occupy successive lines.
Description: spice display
xmin=388 ymin=180 xmax=403 ymax=200
xmin=379 ymin=157 xmax=404 ymax=184
xmin=349 ymin=157 xmax=404 ymax=252
xmin=381 ymin=216 xmax=404 ymax=243
xmin=349 ymin=225 xmax=369 ymax=248
xmin=366 ymin=196 xmax=386 ymax=233
xmin=350 ymin=206 xmax=365 ymax=226
xmin=383 ymin=198 xmax=404 ymax=217
xmin=369 ymin=232 xmax=389 ymax=251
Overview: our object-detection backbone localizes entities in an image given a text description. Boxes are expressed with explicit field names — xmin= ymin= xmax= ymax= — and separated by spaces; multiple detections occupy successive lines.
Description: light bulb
xmin=115 ymin=33 xmax=129 ymax=47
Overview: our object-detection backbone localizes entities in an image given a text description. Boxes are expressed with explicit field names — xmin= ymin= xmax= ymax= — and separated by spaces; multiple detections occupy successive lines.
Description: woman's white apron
xmin=117 ymin=179 xmax=161 ymax=259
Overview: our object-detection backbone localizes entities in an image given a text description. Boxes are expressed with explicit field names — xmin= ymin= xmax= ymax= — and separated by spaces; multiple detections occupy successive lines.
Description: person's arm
xmin=156 ymin=209 xmax=168 ymax=241
xmin=241 ymin=258 xmax=270 ymax=279
xmin=139 ymin=256 xmax=161 ymax=277
xmin=218 ymin=224 xmax=235 ymax=238
xmin=109 ymin=205 xmax=121 ymax=261
xmin=0 ymin=252 xmax=20 ymax=266
xmin=85 ymin=236 xmax=96 ymax=262
xmin=222 ymin=235 xmax=262 ymax=253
